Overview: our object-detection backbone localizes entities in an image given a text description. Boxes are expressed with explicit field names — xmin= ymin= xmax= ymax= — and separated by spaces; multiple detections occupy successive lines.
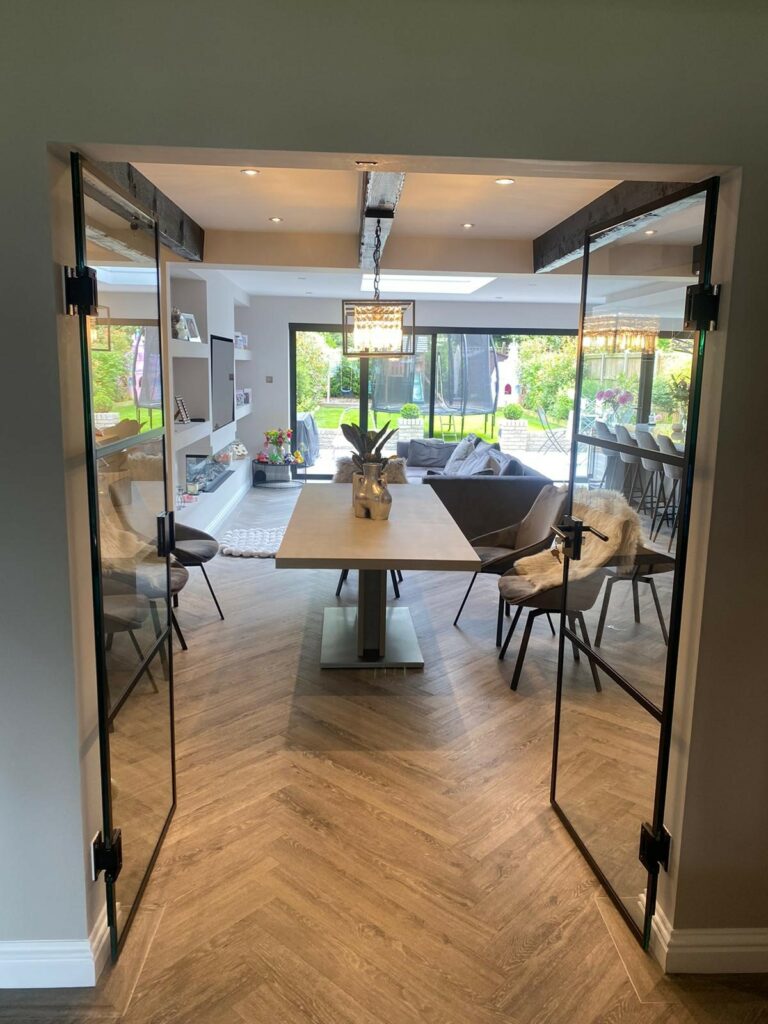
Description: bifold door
xmin=69 ymin=154 xmax=176 ymax=958
xmin=550 ymin=179 xmax=719 ymax=947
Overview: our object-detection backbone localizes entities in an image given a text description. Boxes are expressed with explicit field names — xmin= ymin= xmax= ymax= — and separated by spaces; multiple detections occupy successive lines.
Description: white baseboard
xmin=0 ymin=906 xmax=108 ymax=989
xmin=651 ymin=904 xmax=768 ymax=973
xmin=206 ymin=474 xmax=251 ymax=536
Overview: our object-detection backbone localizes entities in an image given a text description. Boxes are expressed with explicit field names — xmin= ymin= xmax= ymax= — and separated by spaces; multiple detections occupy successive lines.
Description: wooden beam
xmin=92 ymin=161 xmax=205 ymax=262
xmin=533 ymin=180 xmax=695 ymax=273
xmin=359 ymin=171 xmax=405 ymax=270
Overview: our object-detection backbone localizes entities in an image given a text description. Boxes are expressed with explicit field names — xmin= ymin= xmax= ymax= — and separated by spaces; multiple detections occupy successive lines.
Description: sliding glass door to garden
xmin=290 ymin=327 xmax=578 ymax=479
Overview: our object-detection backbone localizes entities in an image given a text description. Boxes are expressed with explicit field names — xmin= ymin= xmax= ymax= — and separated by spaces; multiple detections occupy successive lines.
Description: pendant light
xmin=342 ymin=219 xmax=415 ymax=357
xmin=583 ymin=312 xmax=659 ymax=354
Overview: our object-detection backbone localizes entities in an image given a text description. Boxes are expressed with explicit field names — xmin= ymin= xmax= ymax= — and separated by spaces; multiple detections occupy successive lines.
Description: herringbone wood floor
xmin=2 ymin=485 xmax=767 ymax=1024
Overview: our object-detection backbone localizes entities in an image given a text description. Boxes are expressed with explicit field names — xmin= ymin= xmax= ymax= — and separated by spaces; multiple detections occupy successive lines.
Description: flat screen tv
xmin=211 ymin=334 xmax=235 ymax=431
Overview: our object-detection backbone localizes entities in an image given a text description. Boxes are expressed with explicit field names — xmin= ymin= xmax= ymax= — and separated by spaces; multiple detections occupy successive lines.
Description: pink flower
xmin=596 ymin=390 xmax=605 ymax=402
xmin=617 ymin=392 xmax=631 ymax=405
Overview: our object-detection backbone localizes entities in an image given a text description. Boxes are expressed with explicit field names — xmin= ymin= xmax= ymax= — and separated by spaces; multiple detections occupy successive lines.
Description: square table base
xmin=320 ymin=607 xmax=424 ymax=669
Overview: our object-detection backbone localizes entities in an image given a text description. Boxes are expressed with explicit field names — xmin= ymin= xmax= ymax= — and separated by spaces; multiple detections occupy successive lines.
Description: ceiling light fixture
xmin=240 ymin=168 xmax=260 ymax=176
xmin=495 ymin=177 xmax=515 ymax=185
xmin=355 ymin=160 xmax=379 ymax=168
xmin=644 ymin=228 xmax=657 ymax=236
xmin=268 ymin=216 xmax=283 ymax=223
xmin=583 ymin=312 xmax=659 ymax=354
xmin=342 ymin=218 xmax=415 ymax=358
xmin=462 ymin=222 xmax=474 ymax=229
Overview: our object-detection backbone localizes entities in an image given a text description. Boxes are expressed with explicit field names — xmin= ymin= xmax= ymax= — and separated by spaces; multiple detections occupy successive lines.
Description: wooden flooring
xmin=2 ymin=484 xmax=768 ymax=1024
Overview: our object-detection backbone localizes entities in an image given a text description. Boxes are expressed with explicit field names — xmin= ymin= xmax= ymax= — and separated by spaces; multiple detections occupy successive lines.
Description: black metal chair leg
xmin=546 ymin=613 xmax=556 ymax=636
xmin=127 ymin=630 xmax=159 ymax=691
xmin=653 ymin=480 xmax=677 ymax=541
xmin=171 ymin=612 xmax=188 ymax=651
xmin=172 ymin=592 xmax=179 ymax=609
xmin=576 ymin=612 xmax=601 ymax=692
xmin=594 ymin=576 xmax=617 ymax=647
xmin=650 ymin=478 xmax=667 ymax=538
xmin=149 ymin=600 xmax=170 ymax=675
xmin=105 ymin=633 xmax=114 ymax=652
xmin=567 ymin=613 xmax=580 ymax=661
xmin=454 ymin=573 xmax=477 ymax=627
xmin=510 ymin=610 xmax=536 ymax=691
xmin=496 ymin=593 xmax=505 ymax=647
xmin=199 ymin=563 xmax=225 ymax=620
xmin=499 ymin=605 xmax=522 ymax=660
xmin=636 ymin=470 xmax=654 ymax=515
xmin=335 ymin=568 xmax=349 ymax=597
xmin=632 ymin=577 xmax=641 ymax=623
xmin=390 ymin=570 xmax=400 ymax=599
xmin=646 ymin=576 xmax=669 ymax=645
xmin=396 ymin=570 xmax=403 ymax=583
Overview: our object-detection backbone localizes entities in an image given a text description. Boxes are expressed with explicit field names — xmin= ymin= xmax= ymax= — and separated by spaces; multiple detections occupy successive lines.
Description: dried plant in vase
xmin=340 ymin=421 xmax=397 ymax=520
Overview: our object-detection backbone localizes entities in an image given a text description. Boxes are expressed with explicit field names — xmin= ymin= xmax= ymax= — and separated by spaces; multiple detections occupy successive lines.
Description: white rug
xmin=219 ymin=527 xmax=285 ymax=558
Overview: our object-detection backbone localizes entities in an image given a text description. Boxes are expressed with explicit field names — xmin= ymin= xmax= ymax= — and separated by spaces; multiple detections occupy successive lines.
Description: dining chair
xmin=453 ymin=484 xmax=567 ymax=646
xmin=593 ymin=421 xmax=620 ymax=489
xmin=593 ymin=541 xmax=675 ymax=648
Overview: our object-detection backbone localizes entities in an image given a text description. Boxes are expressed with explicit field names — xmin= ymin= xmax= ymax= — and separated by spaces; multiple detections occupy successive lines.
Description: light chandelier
xmin=342 ymin=219 xmax=415 ymax=357
xmin=582 ymin=312 xmax=659 ymax=355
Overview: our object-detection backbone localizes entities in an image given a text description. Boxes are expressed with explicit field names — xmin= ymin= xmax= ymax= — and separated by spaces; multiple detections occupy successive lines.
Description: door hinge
xmin=638 ymin=822 xmax=670 ymax=875
xmin=63 ymin=265 xmax=99 ymax=316
xmin=684 ymin=283 xmax=720 ymax=331
xmin=92 ymin=829 xmax=123 ymax=882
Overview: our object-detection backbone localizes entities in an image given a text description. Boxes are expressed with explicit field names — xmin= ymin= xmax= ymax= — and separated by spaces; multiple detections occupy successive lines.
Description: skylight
xmin=360 ymin=274 xmax=496 ymax=295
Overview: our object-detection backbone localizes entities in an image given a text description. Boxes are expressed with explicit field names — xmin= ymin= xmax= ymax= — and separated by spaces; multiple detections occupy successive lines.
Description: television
xmin=211 ymin=334 xmax=235 ymax=431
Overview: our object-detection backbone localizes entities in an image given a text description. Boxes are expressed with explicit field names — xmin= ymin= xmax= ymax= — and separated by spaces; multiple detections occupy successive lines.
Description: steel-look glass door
xmin=70 ymin=154 xmax=176 ymax=958
xmin=550 ymin=179 xmax=719 ymax=946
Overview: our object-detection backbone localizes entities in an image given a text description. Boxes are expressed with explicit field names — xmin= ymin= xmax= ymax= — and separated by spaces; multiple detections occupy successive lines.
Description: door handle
xmin=553 ymin=515 xmax=608 ymax=561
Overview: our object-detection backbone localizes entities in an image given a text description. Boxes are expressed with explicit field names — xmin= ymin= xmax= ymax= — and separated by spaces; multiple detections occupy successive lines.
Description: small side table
xmin=252 ymin=461 xmax=292 ymax=485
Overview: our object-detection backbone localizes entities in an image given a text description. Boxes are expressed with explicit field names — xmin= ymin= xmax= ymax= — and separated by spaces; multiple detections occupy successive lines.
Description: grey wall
xmin=1 ymin=0 xmax=767 ymax=946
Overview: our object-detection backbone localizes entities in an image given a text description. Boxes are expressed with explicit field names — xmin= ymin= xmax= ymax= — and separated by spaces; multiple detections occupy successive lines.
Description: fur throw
xmin=501 ymin=489 xmax=640 ymax=601
xmin=333 ymin=457 xmax=408 ymax=484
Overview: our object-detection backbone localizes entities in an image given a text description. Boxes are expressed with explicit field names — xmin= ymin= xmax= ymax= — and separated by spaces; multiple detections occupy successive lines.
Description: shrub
xmin=296 ymin=332 xmax=331 ymax=412
xmin=400 ymin=403 xmax=421 ymax=419
xmin=517 ymin=335 xmax=577 ymax=414
xmin=502 ymin=402 xmax=524 ymax=420
xmin=551 ymin=390 xmax=573 ymax=422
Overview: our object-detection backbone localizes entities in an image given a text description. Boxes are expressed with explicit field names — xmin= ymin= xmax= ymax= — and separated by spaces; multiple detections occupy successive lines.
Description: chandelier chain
xmin=373 ymin=218 xmax=382 ymax=300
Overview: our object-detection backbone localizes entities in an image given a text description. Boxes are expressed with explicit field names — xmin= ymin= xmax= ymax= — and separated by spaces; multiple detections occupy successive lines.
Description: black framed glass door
xmin=550 ymin=179 xmax=719 ymax=947
xmin=70 ymin=154 xmax=176 ymax=958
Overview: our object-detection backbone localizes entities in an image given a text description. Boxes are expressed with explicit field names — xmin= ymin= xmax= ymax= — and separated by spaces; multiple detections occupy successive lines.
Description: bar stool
xmin=594 ymin=421 xmax=620 ymax=489
xmin=654 ymin=434 xmax=684 ymax=549
xmin=635 ymin=429 xmax=667 ymax=531
xmin=613 ymin=425 xmax=643 ymax=505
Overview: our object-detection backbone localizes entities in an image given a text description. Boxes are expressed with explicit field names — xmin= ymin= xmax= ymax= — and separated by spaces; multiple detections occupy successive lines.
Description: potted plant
xmin=669 ymin=374 xmax=690 ymax=433
xmin=397 ymin=403 xmax=424 ymax=443
xmin=498 ymin=402 xmax=528 ymax=452
xmin=341 ymin=421 xmax=397 ymax=520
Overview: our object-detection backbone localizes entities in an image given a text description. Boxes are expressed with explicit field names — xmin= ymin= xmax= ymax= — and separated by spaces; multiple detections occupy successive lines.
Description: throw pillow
xmin=407 ymin=439 xmax=449 ymax=468
xmin=443 ymin=434 xmax=477 ymax=475
xmin=487 ymin=448 xmax=512 ymax=475
xmin=453 ymin=448 xmax=492 ymax=477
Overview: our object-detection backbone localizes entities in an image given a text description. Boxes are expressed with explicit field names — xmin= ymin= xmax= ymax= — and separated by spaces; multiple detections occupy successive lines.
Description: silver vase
xmin=352 ymin=463 xmax=392 ymax=520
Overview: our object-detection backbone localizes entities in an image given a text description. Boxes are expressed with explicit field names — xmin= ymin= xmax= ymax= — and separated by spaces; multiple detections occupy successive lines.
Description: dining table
xmin=276 ymin=482 xmax=480 ymax=668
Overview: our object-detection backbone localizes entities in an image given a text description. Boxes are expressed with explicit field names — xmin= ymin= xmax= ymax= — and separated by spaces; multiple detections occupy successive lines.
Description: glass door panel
xmin=551 ymin=181 xmax=718 ymax=946
xmin=366 ymin=334 xmax=434 ymax=451
xmin=433 ymin=333 xmax=499 ymax=441
xmin=72 ymin=155 xmax=175 ymax=958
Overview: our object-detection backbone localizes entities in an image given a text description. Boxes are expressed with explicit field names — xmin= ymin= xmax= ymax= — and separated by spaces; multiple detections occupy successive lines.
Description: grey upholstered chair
xmin=635 ymin=429 xmax=667 ymax=529
xmin=614 ymin=425 xmax=643 ymax=506
xmin=593 ymin=421 xmax=621 ymax=489
xmin=453 ymin=484 xmax=567 ymax=646
xmin=594 ymin=541 xmax=675 ymax=647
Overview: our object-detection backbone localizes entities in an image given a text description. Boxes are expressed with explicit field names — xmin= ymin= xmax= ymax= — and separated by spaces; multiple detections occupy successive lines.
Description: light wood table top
xmin=276 ymin=482 xmax=480 ymax=572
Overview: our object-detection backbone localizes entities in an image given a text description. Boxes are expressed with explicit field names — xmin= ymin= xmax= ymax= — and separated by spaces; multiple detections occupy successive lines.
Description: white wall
xmin=234 ymin=296 xmax=579 ymax=443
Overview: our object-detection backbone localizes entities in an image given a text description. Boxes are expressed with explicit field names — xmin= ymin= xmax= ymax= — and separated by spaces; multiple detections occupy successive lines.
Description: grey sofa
xmin=396 ymin=438 xmax=551 ymax=538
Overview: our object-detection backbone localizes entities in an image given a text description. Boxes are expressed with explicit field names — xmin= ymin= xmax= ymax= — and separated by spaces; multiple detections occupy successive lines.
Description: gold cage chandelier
xmin=582 ymin=312 xmax=660 ymax=354
xmin=342 ymin=219 xmax=415 ymax=357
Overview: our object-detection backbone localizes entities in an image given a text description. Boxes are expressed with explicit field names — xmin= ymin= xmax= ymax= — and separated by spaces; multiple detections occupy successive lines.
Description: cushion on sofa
xmin=453 ymin=447 xmax=493 ymax=477
xmin=407 ymin=438 xmax=453 ymax=468
xmin=443 ymin=434 xmax=477 ymax=474
xmin=487 ymin=448 xmax=512 ymax=475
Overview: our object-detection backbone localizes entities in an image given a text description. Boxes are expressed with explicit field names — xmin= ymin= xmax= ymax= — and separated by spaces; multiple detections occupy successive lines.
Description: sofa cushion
xmin=443 ymin=434 xmax=477 ymax=474
xmin=499 ymin=456 xmax=527 ymax=477
xmin=407 ymin=438 xmax=452 ymax=468
xmin=453 ymin=447 xmax=493 ymax=477
xmin=487 ymin=449 xmax=512 ymax=475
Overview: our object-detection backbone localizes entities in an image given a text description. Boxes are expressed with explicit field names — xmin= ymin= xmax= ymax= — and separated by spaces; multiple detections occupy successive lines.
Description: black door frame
xmin=550 ymin=177 xmax=720 ymax=947
xmin=70 ymin=152 xmax=177 ymax=960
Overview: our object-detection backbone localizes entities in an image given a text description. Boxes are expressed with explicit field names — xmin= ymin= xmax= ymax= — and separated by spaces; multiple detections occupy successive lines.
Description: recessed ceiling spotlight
xmin=644 ymin=228 xmax=657 ymax=236
xmin=240 ymin=168 xmax=260 ymax=176
xmin=355 ymin=160 xmax=378 ymax=168
xmin=269 ymin=216 xmax=283 ymax=223
xmin=495 ymin=177 xmax=515 ymax=185
xmin=297 ymin=276 xmax=306 ymax=280
xmin=462 ymin=222 xmax=474 ymax=229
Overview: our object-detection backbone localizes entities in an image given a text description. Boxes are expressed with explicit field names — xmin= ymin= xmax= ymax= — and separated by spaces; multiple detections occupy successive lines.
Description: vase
xmin=352 ymin=463 xmax=392 ymax=521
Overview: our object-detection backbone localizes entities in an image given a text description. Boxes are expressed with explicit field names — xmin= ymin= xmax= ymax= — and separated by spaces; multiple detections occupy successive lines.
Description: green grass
xmin=303 ymin=403 xmax=550 ymax=440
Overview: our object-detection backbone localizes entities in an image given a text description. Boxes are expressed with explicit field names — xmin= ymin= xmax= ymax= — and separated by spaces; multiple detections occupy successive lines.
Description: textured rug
xmin=219 ymin=527 xmax=285 ymax=557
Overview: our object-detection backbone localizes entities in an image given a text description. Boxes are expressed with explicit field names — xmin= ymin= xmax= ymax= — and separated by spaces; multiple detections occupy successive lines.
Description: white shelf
xmin=175 ymin=457 xmax=252 ymax=535
xmin=235 ymin=349 xmax=252 ymax=361
xmin=235 ymin=405 xmax=252 ymax=421
xmin=171 ymin=339 xmax=209 ymax=360
xmin=173 ymin=420 xmax=211 ymax=448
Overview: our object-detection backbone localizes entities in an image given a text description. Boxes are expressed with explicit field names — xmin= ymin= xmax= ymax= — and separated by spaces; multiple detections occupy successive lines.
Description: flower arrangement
xmin=265 ymin=428 xmax=292 ymax=448
xmin=258 ymin=427 xmax=296 ymax=465
xmin=596 ymin=388 xmax=634 ymax=423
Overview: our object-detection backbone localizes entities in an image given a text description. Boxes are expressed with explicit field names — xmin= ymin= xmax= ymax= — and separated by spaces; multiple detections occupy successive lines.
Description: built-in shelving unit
xmin=167 ymin=269 xmax=255 ymax=534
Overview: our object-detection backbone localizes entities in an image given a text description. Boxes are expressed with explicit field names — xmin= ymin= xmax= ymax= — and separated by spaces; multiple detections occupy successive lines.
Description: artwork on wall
xmin=174 ymin=396 xmax=190 ymax=423
xmin=234 ymin=332 xmax=249 ymax=350
xmin=171 ymin=308 xmax=202 ymax=343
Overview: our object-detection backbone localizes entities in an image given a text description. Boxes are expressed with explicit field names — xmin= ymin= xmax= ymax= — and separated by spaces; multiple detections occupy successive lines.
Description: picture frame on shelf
xmin=174 ymin=396 xmax=190 ymax=423
xmin=172 ymin=308 xmax=202 ymax=343
xmin=234 ymin=332 xmax=249 ymax=350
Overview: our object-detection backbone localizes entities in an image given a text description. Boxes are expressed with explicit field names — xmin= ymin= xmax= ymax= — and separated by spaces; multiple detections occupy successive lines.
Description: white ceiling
xmin=394 ymin=174 xmax=620 ymax=238
xmin=618 ymin=201 xmax=705 ymax=246
xmin=134 ymin=164 xmax=361 ymax=232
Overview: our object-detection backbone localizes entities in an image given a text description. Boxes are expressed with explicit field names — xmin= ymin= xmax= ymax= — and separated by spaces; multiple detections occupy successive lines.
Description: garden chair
xmin=537 ymin=407 xmax=570 ymax=455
